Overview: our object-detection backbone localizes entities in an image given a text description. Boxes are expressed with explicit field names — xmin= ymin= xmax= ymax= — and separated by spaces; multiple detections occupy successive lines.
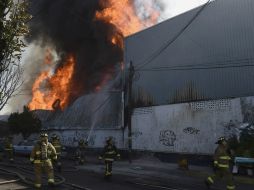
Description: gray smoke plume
xmin=27 ymin=0 xmax=123 ymax=106
xmin=1 ymin=0 xmax=165 ymax=114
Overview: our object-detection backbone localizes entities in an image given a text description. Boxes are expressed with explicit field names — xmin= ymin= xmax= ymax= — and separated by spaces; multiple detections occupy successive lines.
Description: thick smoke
xmin=28 ymin=0 xmax=123 ymax=105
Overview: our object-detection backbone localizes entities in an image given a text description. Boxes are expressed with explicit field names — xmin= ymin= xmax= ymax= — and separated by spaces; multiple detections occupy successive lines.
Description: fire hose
xmin=0 ymin=162 xmax=91 ymax=189
xmin=0 ymin=162 xmax=65 ymax=186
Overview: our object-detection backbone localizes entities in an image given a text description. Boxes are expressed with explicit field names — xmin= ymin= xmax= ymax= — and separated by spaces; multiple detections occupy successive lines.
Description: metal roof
xmin=124 ymin=0 xmax=254 ymax=106
xmin=35 ymin=92 xmax=122 ymax=129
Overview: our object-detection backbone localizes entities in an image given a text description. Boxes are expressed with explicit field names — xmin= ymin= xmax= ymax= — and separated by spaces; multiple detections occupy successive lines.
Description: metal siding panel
xmin=125 ymin=0 xmax=254 ymax=106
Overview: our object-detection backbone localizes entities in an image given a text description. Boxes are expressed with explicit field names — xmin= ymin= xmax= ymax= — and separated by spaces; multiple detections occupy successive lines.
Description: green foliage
xmin=8 ymin=106 xmax=41 ymax=139
xmin=228 ymin=128 xmax=254 ymax=157
xmin=0 ymin=0 xmax=31 ymax=111
xmin=0 ymin=0 xmax=31 ymax=69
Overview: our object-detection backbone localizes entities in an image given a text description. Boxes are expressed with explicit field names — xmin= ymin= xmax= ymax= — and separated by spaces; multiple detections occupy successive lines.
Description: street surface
xmin=0 ymin=157 xmax=253 ymax=190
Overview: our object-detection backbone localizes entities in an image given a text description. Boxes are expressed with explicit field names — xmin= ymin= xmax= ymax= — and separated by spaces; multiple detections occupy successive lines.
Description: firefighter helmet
xmin=40 ymin=133 xmax=48 ymax=138
xmin=216 ymin=136 xmax=226 ymax=144
xmin=51 ymin=134 xmax=58 ymax=139
xmin=106 ymin=136 xmax=113 ymax=144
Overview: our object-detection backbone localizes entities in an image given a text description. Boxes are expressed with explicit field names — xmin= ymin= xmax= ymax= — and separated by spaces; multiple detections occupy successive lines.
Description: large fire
xmin=28 ymin=53 xmax=75 ymax=110
xmin=96 ymin=0 xmax=143 ymax=37
xmin=28 ymin=0 xmax=160 ymax=110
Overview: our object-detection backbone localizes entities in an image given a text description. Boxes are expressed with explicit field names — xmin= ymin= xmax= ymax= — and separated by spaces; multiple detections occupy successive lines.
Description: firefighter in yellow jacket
xmin=99 ymin=137 xmax=120 ymax=179
xmin=4 ymin=136 xmax=14 ymax=162
xmin=30 ymin=133 xmax=57 ymax=188
xmin=205 ymin=137 xmax=235 ymax=190
xmin=51 ymin=134 xmax=62 ymax=172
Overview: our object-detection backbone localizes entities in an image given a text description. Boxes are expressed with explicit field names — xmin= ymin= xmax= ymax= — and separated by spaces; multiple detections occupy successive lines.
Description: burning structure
xmin=14 ymin=0 xmax=162 ymax=147
xmin=26 ymin=0 xmax=161 ymax=111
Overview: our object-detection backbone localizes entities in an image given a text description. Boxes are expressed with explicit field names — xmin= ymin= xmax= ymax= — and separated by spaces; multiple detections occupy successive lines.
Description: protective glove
xmin=30 ymin=158 xmax=34 ymax=165
xmin=116 ymin=154 xmax=121 ymax=160
xmin=98 ymin=156 xmax=103 ymax=160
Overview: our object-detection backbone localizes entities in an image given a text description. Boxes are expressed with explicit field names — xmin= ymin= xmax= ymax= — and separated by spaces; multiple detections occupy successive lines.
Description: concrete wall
xmin=131 ymin=98 xmax=245 ymax=154
xmin=29 ymin=96 xmax=254 ymax=155
xmin=46 ymin=129 xmax=124 ymax=149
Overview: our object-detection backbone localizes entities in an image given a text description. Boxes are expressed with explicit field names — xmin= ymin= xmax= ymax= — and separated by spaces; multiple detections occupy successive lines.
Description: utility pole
xmin=128 ymin=61 xmax=134 ymax=163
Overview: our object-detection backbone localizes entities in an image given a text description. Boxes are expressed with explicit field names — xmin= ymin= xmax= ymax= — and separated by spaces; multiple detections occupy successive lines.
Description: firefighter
xmin=30 ymin=133 xmax=57 ymax=189
xmin=51 ymin=134 xmax=62 ymax=172
xmin=99 ymin=137 xmax=120 ymax=179
xmin=4 ymin=136 xmax=14 ymax=162
xmin=75 ymin=139 xmax=88 ymax=165
xmin=205 ymin=137 xmax=235 ymax=190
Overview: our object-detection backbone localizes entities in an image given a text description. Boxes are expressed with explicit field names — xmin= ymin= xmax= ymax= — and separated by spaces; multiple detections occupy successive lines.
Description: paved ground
xmin=0 ymin=156 xmax=253 ymax=190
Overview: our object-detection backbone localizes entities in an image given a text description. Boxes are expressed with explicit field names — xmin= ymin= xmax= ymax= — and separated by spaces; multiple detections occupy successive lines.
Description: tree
xmin=0 ymin=0 xmax=31 ymax=111
xmin=228 ymin=127 xmax=254 ymax=157
xmin=8 ymin=106 xmax=41 ymax=139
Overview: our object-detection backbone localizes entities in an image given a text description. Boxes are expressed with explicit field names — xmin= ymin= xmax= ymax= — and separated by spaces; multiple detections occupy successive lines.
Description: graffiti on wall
xmin=183 ymin=127 xmax=200 ymax=135
xmin=50 ymin=131 xmax=96 ymax=146
xmin=132 ymin=131 xmax=143 ymax=138
xmin=159 ymin=130 xmax=176 ymax=147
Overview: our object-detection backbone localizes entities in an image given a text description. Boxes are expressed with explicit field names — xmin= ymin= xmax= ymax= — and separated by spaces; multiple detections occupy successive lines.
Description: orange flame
xmin=95 ymin=0 xmax=160 ymax=72
xmin=29 ymin=0 xmax=160 ymax=111
xmin=28 ymin=54 xmax=75 ymax=110
xmin=95 ymin=0 xmax=160 ymax=37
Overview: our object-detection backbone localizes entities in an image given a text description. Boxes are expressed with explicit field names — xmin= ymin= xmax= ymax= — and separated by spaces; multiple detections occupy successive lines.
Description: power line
xmin=138 ymin=58 xmax=254 ymax=71
xmin=139 ymin=63 xmax=254 ymax=72
xmin=140 ymin=57 xmax=254 ymax=70
xmin=135 ymin=0 xmax=211 ymax=70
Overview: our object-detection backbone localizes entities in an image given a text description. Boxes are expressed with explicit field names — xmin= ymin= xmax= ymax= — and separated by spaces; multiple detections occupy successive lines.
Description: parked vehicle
xmin=13 ymin=140 xmax=36 ymax=155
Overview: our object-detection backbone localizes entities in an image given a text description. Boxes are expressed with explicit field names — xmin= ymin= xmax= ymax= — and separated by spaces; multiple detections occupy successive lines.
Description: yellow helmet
xmin=40 ymin=133 xmax=48 ymax=138
xmin=216 ymin=136 xmax=226 ymax=144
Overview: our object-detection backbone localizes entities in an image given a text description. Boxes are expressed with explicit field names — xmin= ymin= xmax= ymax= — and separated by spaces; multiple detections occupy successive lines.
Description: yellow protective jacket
xmin=4 ymin=138 xmax=13 ymax=151
xmin=51 ymin=139 xmax=61 ymax=156
xmin=214 ymin=145 xmax=231 ymax=169
xmin=100 ymin=144 xmax=120 ymax=162
xmin=30 ymin=142 xmax=57 ymax=164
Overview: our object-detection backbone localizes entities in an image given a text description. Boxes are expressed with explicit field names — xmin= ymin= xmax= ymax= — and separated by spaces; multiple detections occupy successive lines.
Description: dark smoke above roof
xmin=28 ymin=0 xmax=123 ymax=106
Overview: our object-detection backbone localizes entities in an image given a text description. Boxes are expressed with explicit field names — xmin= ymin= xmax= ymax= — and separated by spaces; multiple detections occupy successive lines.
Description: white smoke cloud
xmin=158 ymin=0 xmax=208 ymax=21
xmin=133 ymin=0 xmax=208 ymax=30
xmin=0 ymin=0 xmax=209 ymax=115
xmin=0 ymin=41 xmax=58 ymax=115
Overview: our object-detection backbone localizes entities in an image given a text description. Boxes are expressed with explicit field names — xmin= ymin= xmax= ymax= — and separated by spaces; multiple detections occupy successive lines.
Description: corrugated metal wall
xmin=35 ymin=92 xmax=122 ymax=129
xmin=124 ymin=0 xmax=254 ymax=106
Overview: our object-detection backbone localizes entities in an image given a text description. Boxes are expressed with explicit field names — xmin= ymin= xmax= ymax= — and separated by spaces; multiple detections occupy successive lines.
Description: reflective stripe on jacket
xmin=214 ymin=145 xmax=231 ymax=168
xmin=101 ymin=144 xmax=120 ymax=161
xmin=30 ymin=142 xmax=57 ymax=162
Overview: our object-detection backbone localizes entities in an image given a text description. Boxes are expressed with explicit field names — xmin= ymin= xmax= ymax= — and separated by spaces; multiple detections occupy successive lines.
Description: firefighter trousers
xmin=105 ymin=161 xmax=113 ymax=177
xmin=34 ymin=160 xmax=54 ymax=188
xmin=206 ymin=167 xmax=235 ymax=190
xmin=5 ymin=149 xmax=14 ymax=161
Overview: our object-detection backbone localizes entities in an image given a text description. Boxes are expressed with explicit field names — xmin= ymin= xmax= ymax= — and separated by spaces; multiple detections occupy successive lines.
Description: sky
xmin=159 ymin=0 xmax=207 ymax=20
xmin=0 ymin=0 xmax=208 ymax=115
